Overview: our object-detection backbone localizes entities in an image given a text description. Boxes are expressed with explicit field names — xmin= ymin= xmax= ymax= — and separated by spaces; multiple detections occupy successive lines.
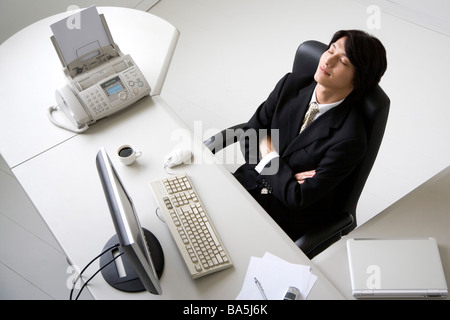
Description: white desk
xmin=11 ymin=95 xmax=343 ymax=299
xmin=0 ymin=8 xmax=343 ymax=299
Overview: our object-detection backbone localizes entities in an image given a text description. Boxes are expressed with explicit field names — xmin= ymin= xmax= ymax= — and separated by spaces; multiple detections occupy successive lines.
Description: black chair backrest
xmin=293 ymin=40 xmax=390 ymax=230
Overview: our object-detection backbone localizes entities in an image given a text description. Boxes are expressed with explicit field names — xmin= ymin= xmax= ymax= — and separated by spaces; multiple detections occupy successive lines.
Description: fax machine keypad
xmin=83 ymin=89 xmax=109 ymax=116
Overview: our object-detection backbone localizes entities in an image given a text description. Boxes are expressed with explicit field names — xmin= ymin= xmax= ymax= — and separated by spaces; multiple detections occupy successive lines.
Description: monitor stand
xmin=99 ymin=228 xmax=164 ymax=292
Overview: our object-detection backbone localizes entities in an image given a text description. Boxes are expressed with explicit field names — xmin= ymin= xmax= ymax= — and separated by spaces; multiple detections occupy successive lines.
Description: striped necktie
xmin=300 ymin=102 xmax=319 ymax=133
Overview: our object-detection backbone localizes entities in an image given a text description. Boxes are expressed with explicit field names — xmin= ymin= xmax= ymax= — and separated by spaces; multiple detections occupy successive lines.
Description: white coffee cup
xmin=117 ymin=145 xmax=142 ymax=165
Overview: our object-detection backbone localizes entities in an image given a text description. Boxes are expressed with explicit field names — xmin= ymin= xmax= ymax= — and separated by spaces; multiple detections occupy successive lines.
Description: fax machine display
xmin=101 ymin=76 xmax=127 ymax=102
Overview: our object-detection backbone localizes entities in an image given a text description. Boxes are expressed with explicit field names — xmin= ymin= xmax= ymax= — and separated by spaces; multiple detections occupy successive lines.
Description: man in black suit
xmin=234 ymin=30 xmax=387 ymax=240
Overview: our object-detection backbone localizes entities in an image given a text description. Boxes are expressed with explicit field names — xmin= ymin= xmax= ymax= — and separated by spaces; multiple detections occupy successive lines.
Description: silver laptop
xmin=347 ymin=238 xmax=448 ymax=298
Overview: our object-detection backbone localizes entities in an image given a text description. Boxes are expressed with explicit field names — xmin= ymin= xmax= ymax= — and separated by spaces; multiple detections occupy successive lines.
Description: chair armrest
xmin=295 ymin=211 xmax=354 ymax=259
xmin=204 ymin=123 xmax=246 ymax=154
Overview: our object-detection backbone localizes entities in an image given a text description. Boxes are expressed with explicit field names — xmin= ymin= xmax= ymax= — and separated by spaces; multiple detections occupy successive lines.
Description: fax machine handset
xmin=54 ymin=86 xmax=91 ymax=132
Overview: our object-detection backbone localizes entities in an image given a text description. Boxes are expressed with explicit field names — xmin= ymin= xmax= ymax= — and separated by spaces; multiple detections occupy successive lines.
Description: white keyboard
xmin=150 ymin=174 xmax=232 ymax=278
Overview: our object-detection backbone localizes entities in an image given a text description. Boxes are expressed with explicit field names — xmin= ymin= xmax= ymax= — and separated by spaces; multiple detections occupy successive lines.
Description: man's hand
xmin=259 ymin=135 xmax=274 ymax=158
xmin=294 ymin=170 xmax=316 ymax=184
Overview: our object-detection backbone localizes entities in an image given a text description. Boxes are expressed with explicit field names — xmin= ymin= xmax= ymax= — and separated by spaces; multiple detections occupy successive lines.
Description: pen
xmin=254 ymin=277 xmax=268 ymax=300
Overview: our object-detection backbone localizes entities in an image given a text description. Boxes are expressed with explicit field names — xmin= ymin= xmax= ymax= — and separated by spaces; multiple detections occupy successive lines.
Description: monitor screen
xmin=96 ymin=147 xmax=164 ymax=294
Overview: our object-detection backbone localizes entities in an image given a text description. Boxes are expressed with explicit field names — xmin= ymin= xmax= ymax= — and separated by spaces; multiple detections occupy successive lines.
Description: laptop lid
xmin=347 ymin=238 xmax=448 ymax=298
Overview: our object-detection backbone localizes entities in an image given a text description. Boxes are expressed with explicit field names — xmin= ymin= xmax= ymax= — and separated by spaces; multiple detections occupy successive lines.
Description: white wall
xmin=360 ymin=0 xmax=450 ymax=35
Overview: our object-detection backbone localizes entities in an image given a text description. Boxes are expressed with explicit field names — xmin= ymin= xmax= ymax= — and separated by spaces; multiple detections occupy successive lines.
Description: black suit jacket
xmin=234 ymin=73 xmax=367 ymax=240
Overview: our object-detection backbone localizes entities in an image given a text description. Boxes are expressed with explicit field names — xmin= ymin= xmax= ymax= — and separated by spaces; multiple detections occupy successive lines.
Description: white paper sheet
xmin=236 ymin=252 xmax=317 ymax=300
xmin=50 ymin=6 xmax=111 ymax=65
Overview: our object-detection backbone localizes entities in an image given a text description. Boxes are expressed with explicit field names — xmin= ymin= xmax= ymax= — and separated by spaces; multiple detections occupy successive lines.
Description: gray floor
xmin=1 ymin=0 xmax=449 ymax=299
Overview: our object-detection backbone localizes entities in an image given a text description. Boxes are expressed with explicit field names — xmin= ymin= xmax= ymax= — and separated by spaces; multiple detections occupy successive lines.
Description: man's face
xmin=314 ymin=36 xmax=355 ymax=96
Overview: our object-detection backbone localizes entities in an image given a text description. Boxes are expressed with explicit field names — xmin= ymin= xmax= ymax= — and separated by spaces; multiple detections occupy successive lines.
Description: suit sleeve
xmin=239 ymin=73 xmax=291 ymax=168
xmin=257 ymin=138 xmax=367 ymax=210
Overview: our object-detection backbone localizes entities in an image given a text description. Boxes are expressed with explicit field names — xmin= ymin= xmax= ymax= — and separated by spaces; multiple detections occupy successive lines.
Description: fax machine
xmin=48 ymin=6 xmax=150 ymax=132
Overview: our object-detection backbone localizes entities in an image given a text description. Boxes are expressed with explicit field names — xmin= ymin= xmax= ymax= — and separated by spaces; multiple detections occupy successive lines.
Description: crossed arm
xmin=259 ymin=135 xmax=316 ymax=185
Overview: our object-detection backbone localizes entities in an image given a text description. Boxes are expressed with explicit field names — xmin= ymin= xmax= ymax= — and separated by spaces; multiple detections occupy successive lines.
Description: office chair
xmin=204 ymin=40 xmax=390 ymax=259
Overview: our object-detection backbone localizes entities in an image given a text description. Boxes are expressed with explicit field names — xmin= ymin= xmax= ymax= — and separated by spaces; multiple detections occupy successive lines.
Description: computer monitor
xmin=96 ymin=147 xmax=164 ymax=294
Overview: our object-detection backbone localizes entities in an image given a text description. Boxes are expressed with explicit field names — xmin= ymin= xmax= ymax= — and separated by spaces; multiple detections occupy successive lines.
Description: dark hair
xmin=329 ymin=30 xmax=387 ymax=99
